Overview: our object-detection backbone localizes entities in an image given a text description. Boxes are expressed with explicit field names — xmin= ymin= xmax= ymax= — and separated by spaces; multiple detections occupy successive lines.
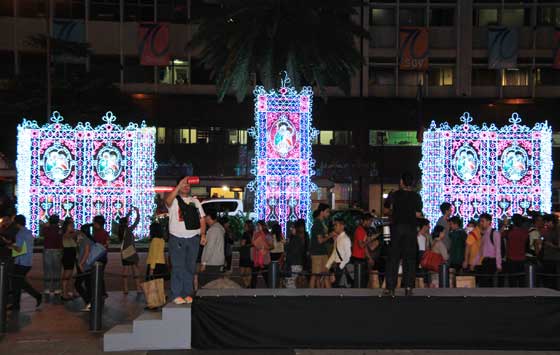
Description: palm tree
xmin=190 ymin=0 xmax=369 ymax=102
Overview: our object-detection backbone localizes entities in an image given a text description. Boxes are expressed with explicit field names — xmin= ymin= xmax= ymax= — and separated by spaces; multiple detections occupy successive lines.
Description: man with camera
xmin=165 ymin=176 xmax=206 ymax=304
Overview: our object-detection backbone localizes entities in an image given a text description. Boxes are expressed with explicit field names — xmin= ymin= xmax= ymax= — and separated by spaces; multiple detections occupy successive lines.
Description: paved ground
xmin=1 ymin=252 xmax=559 ymax=354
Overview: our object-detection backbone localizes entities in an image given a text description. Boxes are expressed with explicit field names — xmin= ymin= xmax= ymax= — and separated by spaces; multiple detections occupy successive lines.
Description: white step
xmin=103 ymin=303 xmax=191 ymax=352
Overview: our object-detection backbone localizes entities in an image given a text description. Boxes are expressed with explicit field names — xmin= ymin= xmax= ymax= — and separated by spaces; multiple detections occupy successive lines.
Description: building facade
xmin=0 ymin=0 xmax=559 ymax=213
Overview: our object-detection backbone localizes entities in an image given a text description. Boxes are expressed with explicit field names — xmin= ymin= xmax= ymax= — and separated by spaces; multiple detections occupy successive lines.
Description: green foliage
xmin=330 ymin=208 xmax=363 ymax=240
xmin=225 ymin=212 xmax=252 ymax=241
xmin=190 ymin=0 xmax=369 ymax=102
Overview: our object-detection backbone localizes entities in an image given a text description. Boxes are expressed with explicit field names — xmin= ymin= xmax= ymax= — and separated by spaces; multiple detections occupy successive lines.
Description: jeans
xmin=74 ymin=266 xmax=92 ymax=305
xmin=169 ymin=234 xmax=200 ymax=299
xmin=386 ymin=224 xmax=417 ymax=290
xmin=478 ymin=258 xmax=497 ymax=287
xmin=12 ymin=264 xmax=41 ymax=308
xmin=43 ymin=249 xmax=63 ymax=292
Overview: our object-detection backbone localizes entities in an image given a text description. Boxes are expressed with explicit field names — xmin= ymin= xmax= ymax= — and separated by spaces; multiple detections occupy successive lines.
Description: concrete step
xmin=104 ymin=303 xmax=191 ymax=352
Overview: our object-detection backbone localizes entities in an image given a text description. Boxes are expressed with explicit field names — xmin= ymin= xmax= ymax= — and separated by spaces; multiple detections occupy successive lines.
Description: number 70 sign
xmin=399 ymin=27 xmax=429 ymax=72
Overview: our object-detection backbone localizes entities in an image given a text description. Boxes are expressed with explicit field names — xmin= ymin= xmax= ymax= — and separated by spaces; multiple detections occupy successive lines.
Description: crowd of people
xmin=1 ymin=172 xmax=560 ymax=312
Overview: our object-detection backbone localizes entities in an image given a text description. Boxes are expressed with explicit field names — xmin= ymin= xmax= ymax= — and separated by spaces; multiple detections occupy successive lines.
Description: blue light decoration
xmin=16 ymin=111 xmax=157 ymax=238
xmin=420 ymin=112 xmax=553 ymax=227
xmin=247 ymin=73 xmax=318 ymax=234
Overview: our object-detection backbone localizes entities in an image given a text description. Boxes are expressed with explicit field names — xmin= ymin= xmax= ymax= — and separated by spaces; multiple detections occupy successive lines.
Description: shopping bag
xmin=141 ymin=278 xmax=166 ymax=309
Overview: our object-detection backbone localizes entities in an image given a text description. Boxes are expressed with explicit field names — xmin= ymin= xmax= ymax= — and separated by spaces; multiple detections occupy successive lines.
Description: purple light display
xmin=16 ymin=111 xmax=156 ymax=238
xmin=420 ymin=112 xmax=552 ymax=227
xmin=248 ymin=75 xmax=318 ymax=234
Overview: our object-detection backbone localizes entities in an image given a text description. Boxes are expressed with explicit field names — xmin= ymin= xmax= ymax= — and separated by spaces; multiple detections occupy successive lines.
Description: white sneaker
xmin=80 ymin=304 xmax=91 ymax=312
xmin=173 ymin=297 xmax=187 ymax=305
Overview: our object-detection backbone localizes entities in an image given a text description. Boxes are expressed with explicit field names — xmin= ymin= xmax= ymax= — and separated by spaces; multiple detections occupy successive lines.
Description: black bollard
xmin=268 ymin=260 xmax=279 ymax=289
xmin=526 ymin=263 xmax=536 ymax=288
xmin=0 ymin=262 xmax=7 ymax=333
xmin=438 ymin=263 xmax=450 ymax=288
xmin=90 ymin=262 xmax=104 ymax=331
xmin=354 ymin=262 xmax=364 ymax=288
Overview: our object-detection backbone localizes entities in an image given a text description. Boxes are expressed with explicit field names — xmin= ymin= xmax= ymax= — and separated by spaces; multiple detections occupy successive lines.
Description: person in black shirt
xmin=383 ymin=172 xmax=423 ymax=297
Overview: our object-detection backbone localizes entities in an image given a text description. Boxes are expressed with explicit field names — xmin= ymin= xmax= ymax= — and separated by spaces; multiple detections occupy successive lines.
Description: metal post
xmin=268 ymin=260 xmax=279 ymax=289
xmin=354 ymin=262 xmax=364 ymax=288
xmin=439 ymin=263 xmax=450 ymax=288
xmin=526 ymin=263 xmax=536 ymax=289
xmin=89 ymin=262 xmax=104 ymax=331
xmin=0 ymin=262 xmax=7 ymax=333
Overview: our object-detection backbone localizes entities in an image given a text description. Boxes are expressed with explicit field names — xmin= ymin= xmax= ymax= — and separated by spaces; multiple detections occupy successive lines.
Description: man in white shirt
xmin=326 ymin=217 xmax=352 ymax=287
xmin=165 ymin=176 xmax=206 ymax=304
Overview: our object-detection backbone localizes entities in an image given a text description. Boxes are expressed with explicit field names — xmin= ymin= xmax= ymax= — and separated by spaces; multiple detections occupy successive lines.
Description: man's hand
xmin=200 ymin=264 xmax=206 ymax=272
xmin=200 ymin=235 xmax=207 ymax=246
xmin=462 ymin=261 xmax=468 ymax=270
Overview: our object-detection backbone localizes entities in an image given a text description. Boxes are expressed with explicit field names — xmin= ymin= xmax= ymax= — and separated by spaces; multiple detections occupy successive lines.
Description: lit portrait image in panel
xmin=420 ymin=112 xmax=552 ymax=227
xmin=17 ymin=111 xmax=157 ymax=238
xmin=248 ymin=75 xmax=318 ymax=234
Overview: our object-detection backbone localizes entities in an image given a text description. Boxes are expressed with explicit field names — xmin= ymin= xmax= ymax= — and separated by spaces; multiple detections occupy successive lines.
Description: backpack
xmin=176 ymin=196 xmax=201 ymax=230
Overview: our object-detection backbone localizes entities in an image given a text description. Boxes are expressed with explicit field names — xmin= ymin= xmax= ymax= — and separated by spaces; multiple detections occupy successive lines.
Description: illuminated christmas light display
xmin=248 ymin=74 xmax=318 ymax=234
xmin=420 ymin=112 xmax=552 ymax=227
xmin=16 ymin=111 xmax=156 ymax=238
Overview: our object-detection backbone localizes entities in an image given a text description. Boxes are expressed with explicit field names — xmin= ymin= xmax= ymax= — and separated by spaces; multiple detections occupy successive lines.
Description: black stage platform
xmin=192 ymin=288 xmax=560 ymax=350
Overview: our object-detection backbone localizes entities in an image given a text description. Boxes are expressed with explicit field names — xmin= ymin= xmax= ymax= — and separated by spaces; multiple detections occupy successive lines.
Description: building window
xmin=473 ymin=8 xmax=498 ymax=26
xmin=0 ymin=51 xmax=14 ymax=79
xmin=502 ymin=68 xmax=529 ymax=86
xmin=174 ymin=128 xmax=197 ymax=144
xmin=399 ymin=71 xmax=423 ymax=86
xmin=371 ymin=8 xmax=395 ymax=26
xmin=91 ymin=55 xmax=120 ymax=83
xmin=369 ymin=67 xmax=396 ymax=86
xmin=537 ymin=7 xmax=560 ymax=26
xmin=314 ymin=131 xmax=333 ymax=145
xmin=428 ymin=67 xmax=454 ymax=86
xmin=553 ymin=132 xmax=560 ymax=147
xmin=313 ymin=131 xmax=352 ymax=145
xmin=91 ymin=0 xmax=119 ymax=21
xmin=190 ymin=58 xmax=214 ymax=85
xmin=0 ymin=1 xmax=13 ymax=16
xmin=19 ymin=0 xmax=46 ymax=17
xmin=536 ymin=68 xmax=560 ymax=86
xmin=472 ymin=68 xmax=498 ymax=86
xmin=160 ymin=59 xmax=190 ymax=85
xmin=430 ymin=8 xmax=455 ymax=26
xmin=157 ymin=127 xmax=166 ymax=144
xmin=334 ymin=131 xmax=352 ymax=145
xmin=400 ymin=7 xmax=425 ymax=26
xmin=228 ymin=130 xmax=247 ymax=145
xmin=55 ymin=0 xmax=85 ymax=19
xmin=369 ymin=131 xmax=420 ymax=146
xmin=502 ymin=8 xmax=531 ymax=26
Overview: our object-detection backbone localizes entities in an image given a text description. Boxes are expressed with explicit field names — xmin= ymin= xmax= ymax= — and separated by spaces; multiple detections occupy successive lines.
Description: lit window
xmin=156 ymin=127 xmax=166 ymax=144
xmin=174 ymin=128 xmax=197 ymax=144
xmin=319 ymin=131 xmax=334 ymax=145
xmin=371 ymin=8 xmax=395 ymax=26
xmin=228 ymin=130 xmax=248 ymax=145
xmin=474 ymin=8 xmax=498 ymax=26
xmin=553 ymin=133 xmax=560 ymax=147
xmin=502 ymin=68 xmax=529 ymax=87
xmin=429 ymin=67 xmax=454 ymax=86
xmin=160 ymin=59 xmax=190 ymax=85
xmin=369 ymin=130 xmax=420 ymax=146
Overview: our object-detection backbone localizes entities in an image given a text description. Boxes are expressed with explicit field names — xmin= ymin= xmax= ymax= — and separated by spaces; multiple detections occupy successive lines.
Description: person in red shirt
xmin=504 ymin=214 xmax=529 ymax=287
xmin=93 ymin=215 xmax=109 ymax=297
xmin=352 ymin=213 xmax=374 ymax=288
